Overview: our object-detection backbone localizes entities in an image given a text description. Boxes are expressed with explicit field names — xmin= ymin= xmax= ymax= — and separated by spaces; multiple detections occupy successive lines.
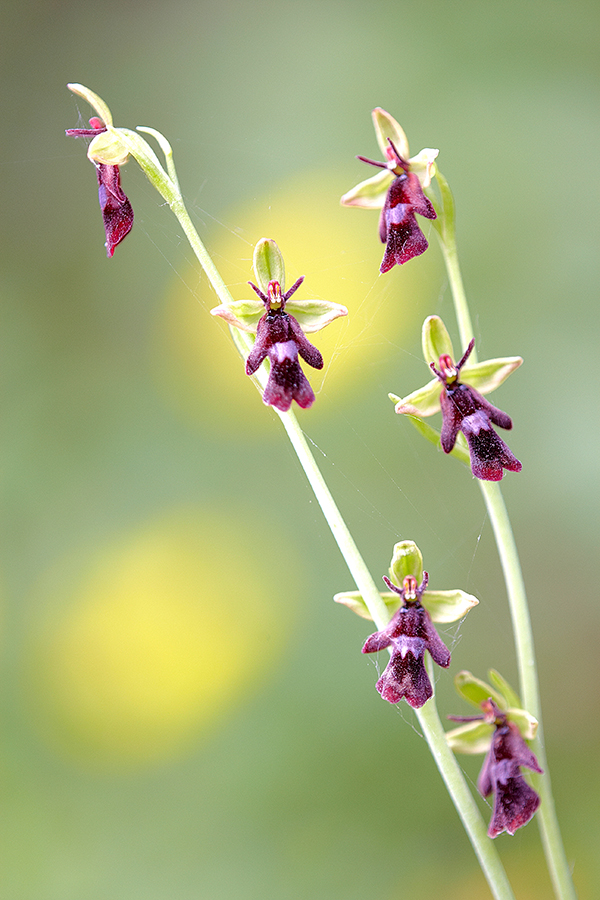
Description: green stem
xmin=417 ymin=671 xmax=516 ymax=900
xmin=434 ymin=171 xmax=477 ymax=361
xmin=479 ymin=484 xmax=576 ymax=900
xmin=161 ymin=177 xmax=516 ymax=900
xmin=438 ymin=173 xmax=576 ymax=900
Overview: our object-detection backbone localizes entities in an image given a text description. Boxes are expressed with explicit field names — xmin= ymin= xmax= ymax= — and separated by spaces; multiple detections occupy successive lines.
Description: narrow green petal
xmin=253 ymin=239 xmax=286 ymax=294
xmin=488 ymin=669 xmax=521 ymax=709
xmin=389 ymin=540 xmax=423 ymax=587
xmin=461 ymin=357 xmax=523 ymax=395
xmin=340 ymin=169 xmax=393 ymax=209
xmin=137 ymin=126 xmax=180 ymax=190
xmin=446 ymin=721 xmax=494 ymax=755
xmin=372 ymin=107 xmax=409 ymax=160
xmin=454 ymin=670 xmax=506 ymax=710
xmin=111 ymin=127 xmax=174 ymax=200
xmin=409 ymin=148 xmax=439 ymax=188
xmin=421 ymin=589 xmax=479 ymax=623
xmin=285 ymin=299 xmax=348 ymax=333
xmin=67 ymin=83 xmax=113 ymax=126
xmin=333 ymin=590 xmax=400 ymax=621
xmin=422 ymin=315 xmax=454 ymax=366
xmin=506 ymin=708 xmax=539 ymax=741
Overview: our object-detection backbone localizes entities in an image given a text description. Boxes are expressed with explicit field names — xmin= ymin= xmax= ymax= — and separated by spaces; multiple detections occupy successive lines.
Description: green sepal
xmin=334 ymin=586 xmax=477 ymax=624
xmin=340 ymin=169 xmax=393 ymax=209
xmin=87 ymin=129 xmax=130 ymax=166
xmin=408 ymin=148 xmax=439 ymax=189
xmin=461 ymin=356 xmax=523 ymax=395
xmin=253 ymin=239 xmax=286 ymax=295
xmin=445 ymin=720 xmax=494 ymax=755
xmin=422 ymin=315 xmax=454 ymax=366
xmin=389 ymin=378 xmax=442 ymax=417
xmin=454 ymin=670 xmax=507 ymax=710
xmin=422 ymin=589 xmax=479 ymax=622
xmin=334 ymin=537 xmax=479 ymax=624
xmin=68 ymin=83 xmax=113 ymax=126
xmin=333 ymin=590 xmax=404 ymax=621
xmin=488 ymin=669 xmax=521 ymax=710
xmin=372 ymin=107 xmax=410 ymax=160
xmin=210 ymin=300 xmax=264 ymax=333
xmin=507 ymin=708 xmax=538 ymax=741
xmin=389 ymin=539 xmax=423 ymax=586
xmin=210 ymin=297 xmax=348 ymax=335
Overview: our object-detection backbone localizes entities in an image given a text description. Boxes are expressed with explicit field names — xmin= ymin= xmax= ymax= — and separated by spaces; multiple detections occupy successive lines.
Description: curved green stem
xmin=438 ymin=172 xmax=576 ymax=900
xmin=431 ymin=171 xmax=477 ymax=360
xmin=417 ymin=669 xmax=516 ymax=900
xmin=479 ymin=483 xmax=575 ymax=900
xmin=159 ymin=170 xmax=516 ymax=900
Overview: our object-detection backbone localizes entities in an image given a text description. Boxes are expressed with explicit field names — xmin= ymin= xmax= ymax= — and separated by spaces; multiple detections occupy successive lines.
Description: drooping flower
xmin=341 ymin=108 xmax=438 ymax=272
xmin=448 ymin=693 xmax=542 ymax=837
xmin=430 ymin=339 xmax=522 ymax=481
xmin=66 ymin=116 xmax=133 ymax=257
xmin=361 ymin=572 xmax=451 ymax=707
xmin=390 ymin=316 xmax=523 ymax=482
xmin=211 ymin=239 xmax=347 ymax=413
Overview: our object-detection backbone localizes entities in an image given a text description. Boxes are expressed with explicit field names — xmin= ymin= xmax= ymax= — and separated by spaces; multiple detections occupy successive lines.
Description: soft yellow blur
xmin=26 ymin=508 xmax=294 ymax=768
xmin=152 ymin=169 xmax=439 ymax=433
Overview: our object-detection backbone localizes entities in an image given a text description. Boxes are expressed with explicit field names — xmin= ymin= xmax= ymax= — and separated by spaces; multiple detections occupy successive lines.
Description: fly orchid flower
xmin=335 ymin=540 xmax=478 ymax=708
xmin=361 ymin=572 xmax=451 ymax=707
xmin=390 ymin=316 xmax=523 ymax=481
xmin=447 ymin=672 xmax=542 ymax=837
xmin=431 ymin=338 xmax=522 ymax=481
xmin=211 ymin=239 xmax=347 ymax=413
xmin=341 ymin=108 xmax=438 ymax=272
xmin=67 ymin=110 xmax=133 ymax=257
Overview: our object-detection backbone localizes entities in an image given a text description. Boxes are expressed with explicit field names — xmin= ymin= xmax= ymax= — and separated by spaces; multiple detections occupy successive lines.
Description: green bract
xmin=334 ymin=540 xmax=479 ymax=623
xmin=446 ymin=670 xmax=539 ymax=754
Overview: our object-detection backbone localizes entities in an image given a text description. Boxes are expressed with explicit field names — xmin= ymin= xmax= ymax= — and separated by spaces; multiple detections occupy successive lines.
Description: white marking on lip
xmin=461 ymin=411 xmax=489 ymax=436
xmin=388 ymin=204 xmax=409 ymax=225
xmin=272 ymin=341 xmax=298 ymax=363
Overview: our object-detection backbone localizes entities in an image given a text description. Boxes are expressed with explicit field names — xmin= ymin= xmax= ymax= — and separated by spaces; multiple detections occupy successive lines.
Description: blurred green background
xmin=1 ymin=0 xmax=598 ymax=897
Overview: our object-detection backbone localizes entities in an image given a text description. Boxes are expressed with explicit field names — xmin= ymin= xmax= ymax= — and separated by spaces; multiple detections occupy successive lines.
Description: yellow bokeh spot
xmin=152 ymin=168 xmax=441 ymax=434
xmin=26 ymin=509 xmax=294 ymax=768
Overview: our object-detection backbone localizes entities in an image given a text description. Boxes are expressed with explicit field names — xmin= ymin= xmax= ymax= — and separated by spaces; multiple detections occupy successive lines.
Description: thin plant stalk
xmin=159 ymin=175 xmax=517 ymax=900
xmin=435 ymin=171 xmax=576 ymax=900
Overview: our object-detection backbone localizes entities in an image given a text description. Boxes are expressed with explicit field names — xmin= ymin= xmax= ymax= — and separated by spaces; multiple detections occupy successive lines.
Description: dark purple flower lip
xmin=361 ymin=573 xmax=450 ymax=708
xmin=66 ymin=116 xmax=133 ymax=257
xmin=450 ymin=699 xmax=543 ymax=837
xmin=245 ymin=279 xmax=323 ymax=413
xmin=431 ymin=339 xmax=522 ymax=481
xmin=358 ymin=138 xmax=437 ymax=272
